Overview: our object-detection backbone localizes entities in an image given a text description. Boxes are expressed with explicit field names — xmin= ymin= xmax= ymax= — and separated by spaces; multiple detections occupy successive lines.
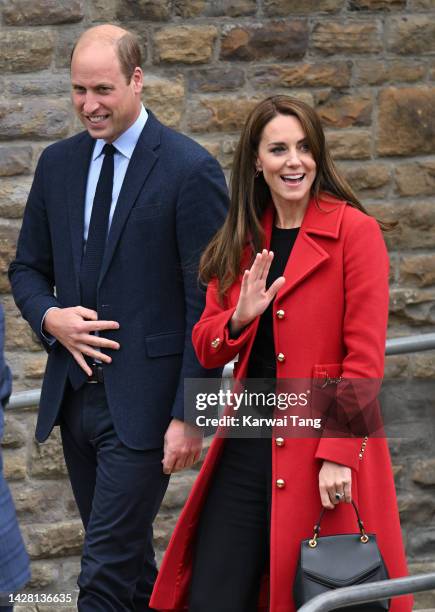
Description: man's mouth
xmin=86 ymin=114 xmax=109 ymax=124
xmin=281 ymin=173 xmax=305 ymax=185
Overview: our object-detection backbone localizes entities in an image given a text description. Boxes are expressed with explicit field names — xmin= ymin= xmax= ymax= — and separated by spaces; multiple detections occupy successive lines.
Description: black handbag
xmin=293 ymin=501 xmax=390 ymax=611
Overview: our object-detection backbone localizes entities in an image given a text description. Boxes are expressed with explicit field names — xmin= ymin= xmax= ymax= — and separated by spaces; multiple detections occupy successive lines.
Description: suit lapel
xmin=267 ymin=195 xmax=346 ymax=300
xmin=66 ymin=133 xmax=94 ymax=298
xmin=98 ymin=112 xmax=161 ymax=288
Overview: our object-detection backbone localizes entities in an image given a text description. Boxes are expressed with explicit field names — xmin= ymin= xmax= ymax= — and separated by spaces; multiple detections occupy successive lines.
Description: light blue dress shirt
xmin=84 ymin=104 xmax=148 ymax=241
xmin=41 ymin=105 xmax=148 ymax=340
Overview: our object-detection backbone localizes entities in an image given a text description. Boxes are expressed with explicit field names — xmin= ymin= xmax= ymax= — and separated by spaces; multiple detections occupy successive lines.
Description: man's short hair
xmin=70 ymin=31 xmax=142 ymax=83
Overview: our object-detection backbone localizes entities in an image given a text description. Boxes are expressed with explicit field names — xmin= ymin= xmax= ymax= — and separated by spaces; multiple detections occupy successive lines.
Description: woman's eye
xmin=300 ymin=143 xmax=310 ymax=152
xmin=270 ymin=147 xmax=286 ymax=154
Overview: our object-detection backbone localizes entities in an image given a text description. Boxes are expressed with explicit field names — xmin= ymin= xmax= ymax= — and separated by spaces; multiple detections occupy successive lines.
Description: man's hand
xmin=44 ymin=306 xmax=120 ymax=376
xmin=162 ymin=418 xmax=203 ymax=474
xmin=318 ymin=460 xmax=352 ymax=509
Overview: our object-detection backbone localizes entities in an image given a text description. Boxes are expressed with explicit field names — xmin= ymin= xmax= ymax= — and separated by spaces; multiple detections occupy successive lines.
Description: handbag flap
xmin=300 ymin=534 xmax=383 ymax=587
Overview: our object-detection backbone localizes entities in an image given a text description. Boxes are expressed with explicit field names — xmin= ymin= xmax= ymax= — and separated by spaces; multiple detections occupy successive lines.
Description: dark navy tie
xmin=80 ymin=143 xmax=116 ymax=310
xmin=69 ymin=143 xmax=116 ymax=390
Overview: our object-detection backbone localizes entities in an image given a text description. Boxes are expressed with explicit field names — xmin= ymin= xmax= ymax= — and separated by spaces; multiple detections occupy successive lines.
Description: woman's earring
xmin=254 ymin=169 xmax=261 ymax=178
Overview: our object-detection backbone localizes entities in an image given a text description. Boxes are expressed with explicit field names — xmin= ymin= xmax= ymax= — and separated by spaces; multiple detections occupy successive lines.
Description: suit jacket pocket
xmin=130 ymin=203 xmax=163 ymax=221
xmin=145 ymin=331 xmax=185 ymax=358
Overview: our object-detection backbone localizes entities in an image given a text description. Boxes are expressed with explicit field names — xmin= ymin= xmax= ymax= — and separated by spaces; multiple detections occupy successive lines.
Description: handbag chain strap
xmin=308 ymin=500 xmax=369 ymax=548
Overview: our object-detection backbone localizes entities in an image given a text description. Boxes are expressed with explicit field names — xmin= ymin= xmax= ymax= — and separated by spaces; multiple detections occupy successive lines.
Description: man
xmin=9 ymin=25 xmax=228 ymax=611
xmin=0 ymin=304 xmax=30 ymax=612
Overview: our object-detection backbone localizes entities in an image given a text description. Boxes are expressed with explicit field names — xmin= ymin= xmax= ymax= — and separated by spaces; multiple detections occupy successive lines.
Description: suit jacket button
xmin=276 ymin=352 xmax=285 ymax=363
xmin=276 ymin=309 xmax=285 ymax=319
xmin=275 ymin=437 xmax=285 ymax=447
xmin=276 ymin=478 xmax=285 ymax=489
xmin=211 ymin=337 xmax=221 ymax=349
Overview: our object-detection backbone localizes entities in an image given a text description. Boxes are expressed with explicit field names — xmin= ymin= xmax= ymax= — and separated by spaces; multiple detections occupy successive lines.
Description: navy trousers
xmin=60 ymin=382 xmax=169 ymax=612
xmin=189 ymin=438 xmax=272 ymax=612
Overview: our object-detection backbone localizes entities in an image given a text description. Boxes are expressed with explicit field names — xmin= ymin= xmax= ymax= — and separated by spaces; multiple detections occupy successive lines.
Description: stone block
xmin=389 ymin=287 xmax=435 ymax=325
xmin=0 ymin=30 xmax=54 ymax=73
xmin=387 ymin=16 xmax=435 ymax=55
xmin=10 ymin=481 xmax=73 ymax=521
xmin=174 ymin=0 xmax=205 ymax=17
xmin=23 ymin=521 xmax=84 ymax=559
xmin=5 ymin=74 xmax=71 ymax=97
xmin=142 ymin=75 xmax=185 ymax=129
xmin=0 ymin=147 xmax=32 ymax=177
xmin=116 ymin=0 xmax=171 ymax=20
xmin=264 ymin=0 xmax=342 ymax=14
xmin=3 ymin=0 xmax=84 ymax=25
xmin=221 ymin=21 xmax=308 ymax=61
xmin=250 ymin=61 xmax=351 ymax=89
xmin=377 ymin=87 xmax=435 ymax=157
xmin=189 ymin=67 xmax=245 ymax=93
xmin=3 ymin=449 xmax=27 ymax=480
xmin=153 ymin=26 xmax=217 ymax=64
xmin=3 ymin=294 xmax=42 ymax=352
xmin=312 ymin=20 xmax=382 ymax=55
xmin=408 ymin=527 xmax=435 ymax=556
xmin=1 ymin=414 xmax=27 ymax=449
xmin=349 ymin=0 xmax=405 ymax=9
xmin=325 ymin=129 xmax=372 ymax=159
xmin=219 ymin=135 xmax=239 ymax=169
xmin=410 ymin=353 xmax=435 ymax=378
xmin=340 ymin=163 xmax=390 ymax=193
xmin=409 ymin=0 xmax=435 ymax=6
xmin=0 ymin=177 xmax=33 ymax=219
xmin=395 ymin=160 xmax=435 ymax=197
xmin=0 ymin=227 xmax=19 ymax=295
xmin=316 ymin=92 xmax=372 ymax=128
xmin=187 ymin=97 xmax=260 ymax=133
xmin=412 ymin=458 xmax=435 ymax=486
xmin=400 ymin=254 xmax=435 ymax=288
xmin=384 ymin=355 xmax=409 ymax=378
xmin=205 ymin=0 xmax=257 ymax=16
xmin=30 ymin=429 xmax=68 ymax=479
xmin=0 ymin=100 xmax=71 ymax=141
xmin=26 ymin=561 xmax=59 ymax=589
xmin=89 ymin=0 xmax=118 ymax=20
xmin=380 ymin=202 xmax=435 ymax=250
xmin=161 ymin=472 xmax=197 ymax=510
xmin=353 ymin=59 xmax=426 ymax=85
xmin=194 ymin=138 xmax=221 ymax=159
xmin=24 ymin=353 xmax=47 ymax=380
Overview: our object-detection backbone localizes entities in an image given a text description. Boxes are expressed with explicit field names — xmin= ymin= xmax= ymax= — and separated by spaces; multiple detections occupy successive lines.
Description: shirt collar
xmin=92 ymin=105 xmax=148 ymax=161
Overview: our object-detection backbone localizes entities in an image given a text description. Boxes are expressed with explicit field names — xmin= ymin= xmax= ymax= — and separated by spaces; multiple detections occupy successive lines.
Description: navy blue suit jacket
xmin=9 ymin=111 xmax=228 ymax=449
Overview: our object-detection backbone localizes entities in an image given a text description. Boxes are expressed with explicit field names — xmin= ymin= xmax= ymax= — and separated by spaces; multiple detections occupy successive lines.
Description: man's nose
xmin=83 ymin=96 xmax=100 ymax=114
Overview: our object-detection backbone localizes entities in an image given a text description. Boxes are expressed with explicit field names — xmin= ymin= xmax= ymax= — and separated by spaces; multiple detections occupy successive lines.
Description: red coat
xmin=150 ymin=195 xmax=412 ymax=611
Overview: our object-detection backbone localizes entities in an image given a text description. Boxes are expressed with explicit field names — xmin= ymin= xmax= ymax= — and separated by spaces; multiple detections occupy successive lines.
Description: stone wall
xmin=0 ymin=0 xmax=435 ymax=608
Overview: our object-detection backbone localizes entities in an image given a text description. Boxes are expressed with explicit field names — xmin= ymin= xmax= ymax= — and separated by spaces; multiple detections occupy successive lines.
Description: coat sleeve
xmin=192 ymin=277 xmax=257 ymax=369
xmin=170 ymin=155 xmax=229 ymax=420
xmin=315 ymin=214 xmax=390 ymax=472
xmin=8 ymin=150 xmax=61 ymax=352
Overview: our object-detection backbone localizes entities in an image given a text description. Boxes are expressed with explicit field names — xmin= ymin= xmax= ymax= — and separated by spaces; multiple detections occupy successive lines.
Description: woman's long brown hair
xmin=199 ymin=95 xmax=391 ymax=300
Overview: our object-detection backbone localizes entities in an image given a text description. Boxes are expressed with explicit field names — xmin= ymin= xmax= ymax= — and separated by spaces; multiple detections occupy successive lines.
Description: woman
xmin=150 ymin=96 xmax=411 ymax=611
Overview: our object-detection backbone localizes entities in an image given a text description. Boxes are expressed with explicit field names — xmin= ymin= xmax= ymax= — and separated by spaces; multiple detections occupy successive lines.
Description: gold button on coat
xmin=276 ymin=309 xmax=285 ymax=319
xmin=210 ymin=337 xmax=220 ymax=348
xmin=276 ymin=478 xmax=285 ymax=489
xmin=275 ymin=437 xmax=285 ymax=447
xmin=276 ymin=352 xmax=285 ymax=362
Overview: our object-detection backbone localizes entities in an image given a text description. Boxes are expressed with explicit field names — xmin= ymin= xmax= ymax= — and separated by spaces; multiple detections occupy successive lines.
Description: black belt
xmin=87 ymin=363 xmax=104 ymax=384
